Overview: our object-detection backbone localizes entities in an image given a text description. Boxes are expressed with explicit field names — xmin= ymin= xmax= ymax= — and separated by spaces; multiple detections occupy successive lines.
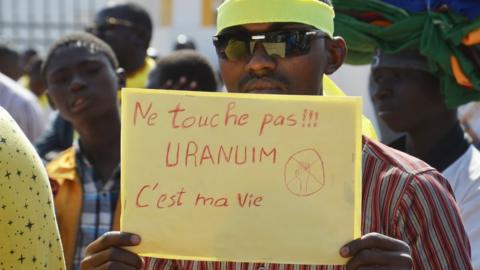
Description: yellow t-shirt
xmin=323 ymin=76 xmax=378 ymax=140
xmin=118 ymin=57 xmax=156 ymax=104
xmin=125 ymin=57 xmax=157 ymax=88
xmin=0 ymin=107 xmax=66 ymax=269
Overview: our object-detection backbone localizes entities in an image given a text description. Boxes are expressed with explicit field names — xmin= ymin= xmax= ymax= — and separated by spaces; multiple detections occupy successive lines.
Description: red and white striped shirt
xmin=142 ymin=138 xmax=472 ymax=270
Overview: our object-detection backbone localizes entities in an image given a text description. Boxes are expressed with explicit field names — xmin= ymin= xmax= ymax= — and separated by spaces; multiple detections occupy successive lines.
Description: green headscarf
xmin=333 ymin=0 xmax=480 ymax=107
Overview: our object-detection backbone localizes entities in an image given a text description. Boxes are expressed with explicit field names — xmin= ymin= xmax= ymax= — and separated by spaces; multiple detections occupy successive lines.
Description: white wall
xmin=330 ymin=65 xmax=379 ymax=135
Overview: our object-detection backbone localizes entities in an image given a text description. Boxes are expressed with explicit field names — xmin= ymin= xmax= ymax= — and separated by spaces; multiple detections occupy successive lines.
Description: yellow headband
xmin=216 ymin=0 xmax=335 ymax=37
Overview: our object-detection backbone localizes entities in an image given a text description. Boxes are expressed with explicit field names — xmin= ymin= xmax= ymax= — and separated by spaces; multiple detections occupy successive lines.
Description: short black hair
xmin=96 ymin=2 xmax=153 ymax=45
xmin=150 ymin=50 xmax=218 ymax=92
xmin=25 ymin=56 xmax=43 ymax=74
xmin=320 ymin=0 xmax=332 ymax=5
xmin=0 ymin=43 xmax=21 ymax=79
xmin=42 ymin=32 xmax=119 ymax=77
xmin=0 ymin=42 xmax=19 ymax=60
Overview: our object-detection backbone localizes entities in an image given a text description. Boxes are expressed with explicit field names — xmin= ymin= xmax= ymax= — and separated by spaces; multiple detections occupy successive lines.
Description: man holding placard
xmin=81 ymin=0 xmax=472 ymax=269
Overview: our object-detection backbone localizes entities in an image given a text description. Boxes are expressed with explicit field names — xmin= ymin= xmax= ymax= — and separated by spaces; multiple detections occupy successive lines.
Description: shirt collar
xmin=389 ymin=123 xmax=470 ymax=172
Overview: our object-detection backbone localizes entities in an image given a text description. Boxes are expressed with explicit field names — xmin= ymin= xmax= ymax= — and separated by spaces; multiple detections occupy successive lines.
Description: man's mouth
xmin=376 ymin=105 xmax=395 ymax=117
xmin=70 ymin=97 xmax=90 ymax=113
xmin=241 ymin=79 xmax=288 ymax=94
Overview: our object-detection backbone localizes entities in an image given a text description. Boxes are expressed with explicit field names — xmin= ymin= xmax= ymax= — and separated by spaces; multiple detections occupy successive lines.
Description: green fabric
xmin=216 ymin=0 xmax=335 ymax=37
xmin=333 ymin=0 xmax=480 ymax=107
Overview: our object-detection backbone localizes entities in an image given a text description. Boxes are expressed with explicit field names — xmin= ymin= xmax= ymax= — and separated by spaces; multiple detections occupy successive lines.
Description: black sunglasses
xmin=213 ymin=30 xmax=328 ymax=61
xmin=95 ymin=17 xmax=148 ymax=37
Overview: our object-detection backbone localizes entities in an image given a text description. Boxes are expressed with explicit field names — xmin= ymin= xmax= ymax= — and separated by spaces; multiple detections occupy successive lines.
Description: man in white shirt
xmin=0 ymin=72 xmax=46 ymax=142
xmin=371 ymin=50 xmax=480 ymax=268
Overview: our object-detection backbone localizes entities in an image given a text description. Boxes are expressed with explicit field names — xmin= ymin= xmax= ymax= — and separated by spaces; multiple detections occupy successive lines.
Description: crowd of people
xmin=1 ymin=0 xmax=480 ymax=269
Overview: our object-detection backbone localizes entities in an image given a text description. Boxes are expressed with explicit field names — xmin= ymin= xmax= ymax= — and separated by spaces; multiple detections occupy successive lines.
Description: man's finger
xmin=85 ymin=231 xmax=141 ymax=255
xmin=345 ymin=249 xmax=412 ymax=270
xmin=82 ymin=247 xmax=143 ymax=269
xmin=172 ymin=76 xmax=189 ymax=90
xmin=163 ymin=80 xmax=173 ymax=88
xmin=188 ymin=81 xmax=198 ymax=90
xmin=340 ymin=233 xmax=410 ymax=258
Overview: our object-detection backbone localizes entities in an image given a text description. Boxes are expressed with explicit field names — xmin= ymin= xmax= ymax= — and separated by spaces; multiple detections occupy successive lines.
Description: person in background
xmin=42 ymin=32 xmax=124 ymax=270
xmin=173 ymin=34 xmax=197 ymax=51
xmin=35 ymin=2 xmax=156 ymax=161
xmin=147 ymin=50 xmax=217 ymax=91
xmin=368 ymin=74 xmax=402 ymax=144
xmin=0 ymin=43 xmax=23 ymax=81
xmin=24 ymin=57 xmax=52 ymax=121
xmin=0 ymin=106 xmax=66 ymax=270
xmin=0 ymin=43 xmax=46 ymax=142
xmin=19 ymin=48 xmax=39 ymax=75
xmin=24 ymin=58 xmax=47 ymax=99
xmin=371 ymin=49 xmax=480 ymax=268
xmin=92 ymin=1 xmax=155 ymax=88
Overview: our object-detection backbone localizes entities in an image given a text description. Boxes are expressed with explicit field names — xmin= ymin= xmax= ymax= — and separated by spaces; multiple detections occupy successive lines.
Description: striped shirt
xmin=72 ymin=141 xmax=120 ymax=270
xmin=142 ymin=137 xmax=472 ymax=270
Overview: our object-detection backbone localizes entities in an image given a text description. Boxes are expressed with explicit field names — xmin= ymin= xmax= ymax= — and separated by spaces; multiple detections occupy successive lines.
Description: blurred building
xmin=0 ymin=0 xmax=106 ymax=53
xmin=0 ymin=0 xmax=380 ymax=137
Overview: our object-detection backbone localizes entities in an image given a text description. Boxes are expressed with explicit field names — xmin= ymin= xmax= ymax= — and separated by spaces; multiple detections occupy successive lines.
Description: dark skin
xmin=94 ymin=6 xmax=149 ymax=76
xmin=28 ymin=59 xmax=47 ymax=97
xmin=371 ymin=64 xmax=457 ymax=159
xmin=0 ymin=51 xmax=23 ymax=80
xmin=146 ymin=68 xmax=199 ymax=90
xmin=220 ymin=23 xmax=338 ymax=95
xmin=45 ymin=46 xmax=125 ymax=181
xmin=81 ymin=23 xmax=412 ymax=270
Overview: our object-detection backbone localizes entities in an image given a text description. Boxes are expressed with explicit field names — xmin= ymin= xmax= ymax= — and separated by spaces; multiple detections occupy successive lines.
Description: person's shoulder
xmin=444 ymin=145 xmax=480 ymax=178
xmin=364 ymin=137 xmax=435 ymax=175
xmin=363 ymin=137 xmax=453 ymax=195
xmin=0 ymin=73 xmax=37 ymax=101
xmin=0 ymin=73 xmax=42 ymax=114
xmin=467 ymin=145 xmax=480 ymax=178
xmin=446 ymin=145 xmax=480 ymax=192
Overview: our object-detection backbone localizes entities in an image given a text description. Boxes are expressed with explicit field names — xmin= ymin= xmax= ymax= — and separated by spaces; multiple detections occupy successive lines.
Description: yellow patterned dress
xmin=0 ymin=107 xmax=66 ymax=269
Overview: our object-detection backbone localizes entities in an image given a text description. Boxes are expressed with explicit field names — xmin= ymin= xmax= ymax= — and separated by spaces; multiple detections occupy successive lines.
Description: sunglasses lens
xmin=285 ymin=32 xmax=311 ymax=57
xmin=255 ymin=42 xmax=286 ymax=58
xmin=224 ymin=38 xmax=249 ymax=61
xmin=215 ymin=30 xmax=321 ymax=60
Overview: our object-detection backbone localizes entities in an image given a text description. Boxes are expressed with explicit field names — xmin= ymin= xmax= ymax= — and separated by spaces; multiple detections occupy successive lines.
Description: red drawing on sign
xmin=284 ymin=149 xmax=325 ymax=196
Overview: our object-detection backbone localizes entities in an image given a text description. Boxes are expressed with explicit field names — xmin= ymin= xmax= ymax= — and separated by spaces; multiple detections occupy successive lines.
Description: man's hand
xmin=163 ymin=76 xmax=198 ymax=90
xmin=80 ymin=231 xmax=144 ymax=270
xmin=340 ymin=232 xmax=412 ymax=270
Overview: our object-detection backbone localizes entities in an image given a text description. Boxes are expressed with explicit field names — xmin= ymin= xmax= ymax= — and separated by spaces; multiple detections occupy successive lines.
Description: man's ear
xmin=324 ymin=37 xmax=347 ymax=75
xmin=116 ymin=68 xmax=127 ymax=89
xmin=46 ymin=93 xmax=56 ymax=110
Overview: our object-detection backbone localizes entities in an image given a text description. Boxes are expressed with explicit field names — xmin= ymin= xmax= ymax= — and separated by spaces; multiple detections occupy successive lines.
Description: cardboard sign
xmin=121 ymin=89 xmax=362 ymax=265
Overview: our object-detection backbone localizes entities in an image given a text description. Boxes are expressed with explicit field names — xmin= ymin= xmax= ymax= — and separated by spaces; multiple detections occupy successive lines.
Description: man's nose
xmin=69 ymin=74 xmax=87 ymax=92
xmin=244 ymin=42 xmax=276 ymax=77
xmin=370 ymin=78 xmax=393 ymax=102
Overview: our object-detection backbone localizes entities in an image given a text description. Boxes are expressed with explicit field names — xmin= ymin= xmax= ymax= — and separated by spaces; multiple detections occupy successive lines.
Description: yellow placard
xmin=121 ymin=88 xmax=362 ymax=265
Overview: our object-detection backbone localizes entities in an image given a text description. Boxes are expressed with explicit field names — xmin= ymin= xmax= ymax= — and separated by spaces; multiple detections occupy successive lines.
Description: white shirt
xmin=0 ymin=72 xmax=46 ymax=142
xmin=443 ymin=145 xmax=480 ymax=269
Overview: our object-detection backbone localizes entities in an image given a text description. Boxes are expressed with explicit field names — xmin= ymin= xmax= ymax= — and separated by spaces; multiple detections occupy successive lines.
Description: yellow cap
xmin=217 ymin=0 xmax=335 ymax=37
